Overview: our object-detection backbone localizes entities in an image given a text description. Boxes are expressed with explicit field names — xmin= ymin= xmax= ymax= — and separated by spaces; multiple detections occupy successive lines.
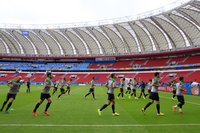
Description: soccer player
xmin=66 ymin=79 xmax=72 ymax=95
xmin=32 ymin=72 xmax=53 ymax=116
xmin=0 ymin=76 xmax=22 ymax=113
xmin=52 ymin=80 xmax=59 ymax=95
xmin=172 ymin=77 xmax=185 ymax=114
xmin=125 ymin=79 xmax=132 ymax=96
xmin=98 ymin=73 xmax=119 ymax=116
xmin=170 ymin=80 xmax=176 ymax=100
xmin=57 ymin=77 xmax=66 ymax=99
xmin=129 ymin=78 xmax=138 ymax=99
xmin=142 ymin=72 xmax=164 ymax=116
xmin=85 ymin=77 xmax=96 ymax=99
xmin=145 ymin=79 xmax=152 ymax=97
xmin=138 ymin=81 xmax=146 ymax=99
xmin=117 ymin=78 xmax=126 ymax=99
xmin=26 ymin=78 xmax=31 ymax=93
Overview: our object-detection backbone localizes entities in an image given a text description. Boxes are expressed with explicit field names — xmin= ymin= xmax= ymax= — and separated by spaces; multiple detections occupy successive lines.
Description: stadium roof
xmin=0 ymin=0 xmax=199 ymax=56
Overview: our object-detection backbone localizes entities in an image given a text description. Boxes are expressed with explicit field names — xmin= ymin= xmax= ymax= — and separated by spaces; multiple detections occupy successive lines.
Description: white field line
xmin=0 ymin=124 xmax=200 ymax=127
xmin=185 ymin=101 xmax=200 ymax=106
xmin=160 ymin=96 xmax=200 ymax=106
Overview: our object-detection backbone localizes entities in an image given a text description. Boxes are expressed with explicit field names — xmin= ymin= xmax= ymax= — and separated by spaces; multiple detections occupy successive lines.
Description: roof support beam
xmin=57 ymin=30 xmax=77 ymax=55
xmin=31 ymin=31 xmax=51 ymax=55
xmin=42 ymin=30 xmax=64 ymax=55
xmin=3 ymin=30 xmax=24 ymax=54
xmin=163 ymin=14 xmax=191 ymax=47
xmin=0 ymin=37 xmax=10 ymax=53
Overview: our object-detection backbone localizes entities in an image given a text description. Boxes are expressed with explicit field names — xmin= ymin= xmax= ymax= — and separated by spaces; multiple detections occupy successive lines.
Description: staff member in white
xmin=191 ymin=79 xmax=199 ymax=87
xmin=173 ymin=77 xmax=185 ymax=114
xmin=98 ymin=73 xmax=119 ymax=116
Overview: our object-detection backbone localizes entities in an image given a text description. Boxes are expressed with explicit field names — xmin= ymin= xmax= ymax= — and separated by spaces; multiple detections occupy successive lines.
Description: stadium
xmin=0 ymin=0 xmax=200 ymax=132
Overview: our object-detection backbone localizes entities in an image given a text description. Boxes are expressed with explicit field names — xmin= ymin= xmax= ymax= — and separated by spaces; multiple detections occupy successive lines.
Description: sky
xmin=0 ymin=0 xmax=182 ymax=25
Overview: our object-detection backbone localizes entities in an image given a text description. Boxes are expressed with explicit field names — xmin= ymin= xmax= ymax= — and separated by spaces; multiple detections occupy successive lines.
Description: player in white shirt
xmin=142 ymin=72 xmax=164 ymax=116
xmin=172 ymin=77 xmax=185 ymax=114
xmin=125 ymin=79 xmax=132 ymax=96
xmin=98 ymin=73 xmax=119 ymax=116
xmin=85 ymin=77 xmax=96 ymax=100
xmin=145 ymin=79 xmax=152 ymax=97
xmin=117 ymin=78 xmax=126 ymax=99
xmin=66 ymin=79 xmax=72 ymax=95
xmin=170 ymin=80 xmax=177 ymax=100
xmin=52 ymin=80 xmax=59 ymax=95
xmin=129 ymin=78 xmax=138 ymax=99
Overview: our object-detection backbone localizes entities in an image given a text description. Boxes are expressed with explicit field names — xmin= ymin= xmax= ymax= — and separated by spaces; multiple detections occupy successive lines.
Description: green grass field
xmin=0 ymin=85 xmax=200 ymax=133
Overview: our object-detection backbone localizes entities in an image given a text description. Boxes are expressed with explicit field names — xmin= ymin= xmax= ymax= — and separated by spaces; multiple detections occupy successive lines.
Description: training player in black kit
xmin=98 ymin=73 xmax=119 ymax=116
xmin=125 ymin=79 xmax=132 ymax=96
xmin=26 ymin=78 xmax=31 ymax=93
xmin=145 ymin=79 xmax=152 ymax=97
xmin=85 ymin=77 xmax=96 ymax=99
xmin=0 ymin=76 xmax=22 ymax=113
xmin=32 ymin=72 xmax=53 ymax=116
xmin=130 ymin=78 xmax=138 ymax=99
xmin=138 ymin=81 xmax=146 ymax=99
xmin=66 ymin=79 xmax=72 ymax=95
xmin=142 ymin=72 xmax=164 ymax=116
xmin=117 ymin=78 xmax=125 ymax=99
xmin=170 ymin=80 xmax=176 ymax=100
xmin=57 ymin=77 xmax=67 ymax=99
xmin=173 ymin=77 xmax=185 ymax=114
xmin=52 ymin=80 xmax=59 ymax=95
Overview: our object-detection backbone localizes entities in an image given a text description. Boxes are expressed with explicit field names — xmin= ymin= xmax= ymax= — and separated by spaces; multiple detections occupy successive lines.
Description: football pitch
xmin=0 ymin=85 xmax=200 ymax=133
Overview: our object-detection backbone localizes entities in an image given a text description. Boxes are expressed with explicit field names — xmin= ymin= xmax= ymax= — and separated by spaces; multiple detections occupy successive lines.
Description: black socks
xmin=144 ymin=102 xmax=153 ymax=110
xmin=100 ymin=104 xmax=108 ymax=111
xmin=45 ymin=102 xmax=51 ymax=112
xmin=33 ymin=103 xmax=41 ymax=112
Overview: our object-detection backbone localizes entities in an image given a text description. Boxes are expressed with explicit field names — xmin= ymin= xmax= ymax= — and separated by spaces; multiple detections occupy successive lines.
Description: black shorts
xmin=120 ymin=88 xmax=124 ymax=93
xmin=148 ymin=89 xmax=151 ymax=93
xmin=108 ymin=93 xmax=115 ymax=101
xmin=127 ymin=87 xmax=131 ymax=90
xmin=172 ymin=89 xmax=176 ymax=94
xmin=66 ymin=86 xmax=70 ymax=90
xmin=6 ymin=93 xmax=17 ymax=100
xmin=60 ymin=88 xmax=65 ymax=93
xmin=132 ymin=89 xmax=136 ymax=92
xmin=27 ymin=85 xmax=30 ymax=88
xmin=141 ymin=89 xmax=145 ymax=93
xmin=149 ymin=92 xmax=159 ymax=101
xmin=177 ymin=95 xmax=185 ymax=104
xmin=89 ymin=88 xmax=94 ymax=92
xmin=40 ymin=93 xmax=51 ymax=100
xmin=54 ymin=87 xmax=58 ymax=91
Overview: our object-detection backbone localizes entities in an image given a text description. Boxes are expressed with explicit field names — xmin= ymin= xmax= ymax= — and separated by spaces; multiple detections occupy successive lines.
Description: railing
xmin=0 ymin=0 xmax=191 ymax=29
xmin=0 ymin=63 xmax=199 ymax=72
